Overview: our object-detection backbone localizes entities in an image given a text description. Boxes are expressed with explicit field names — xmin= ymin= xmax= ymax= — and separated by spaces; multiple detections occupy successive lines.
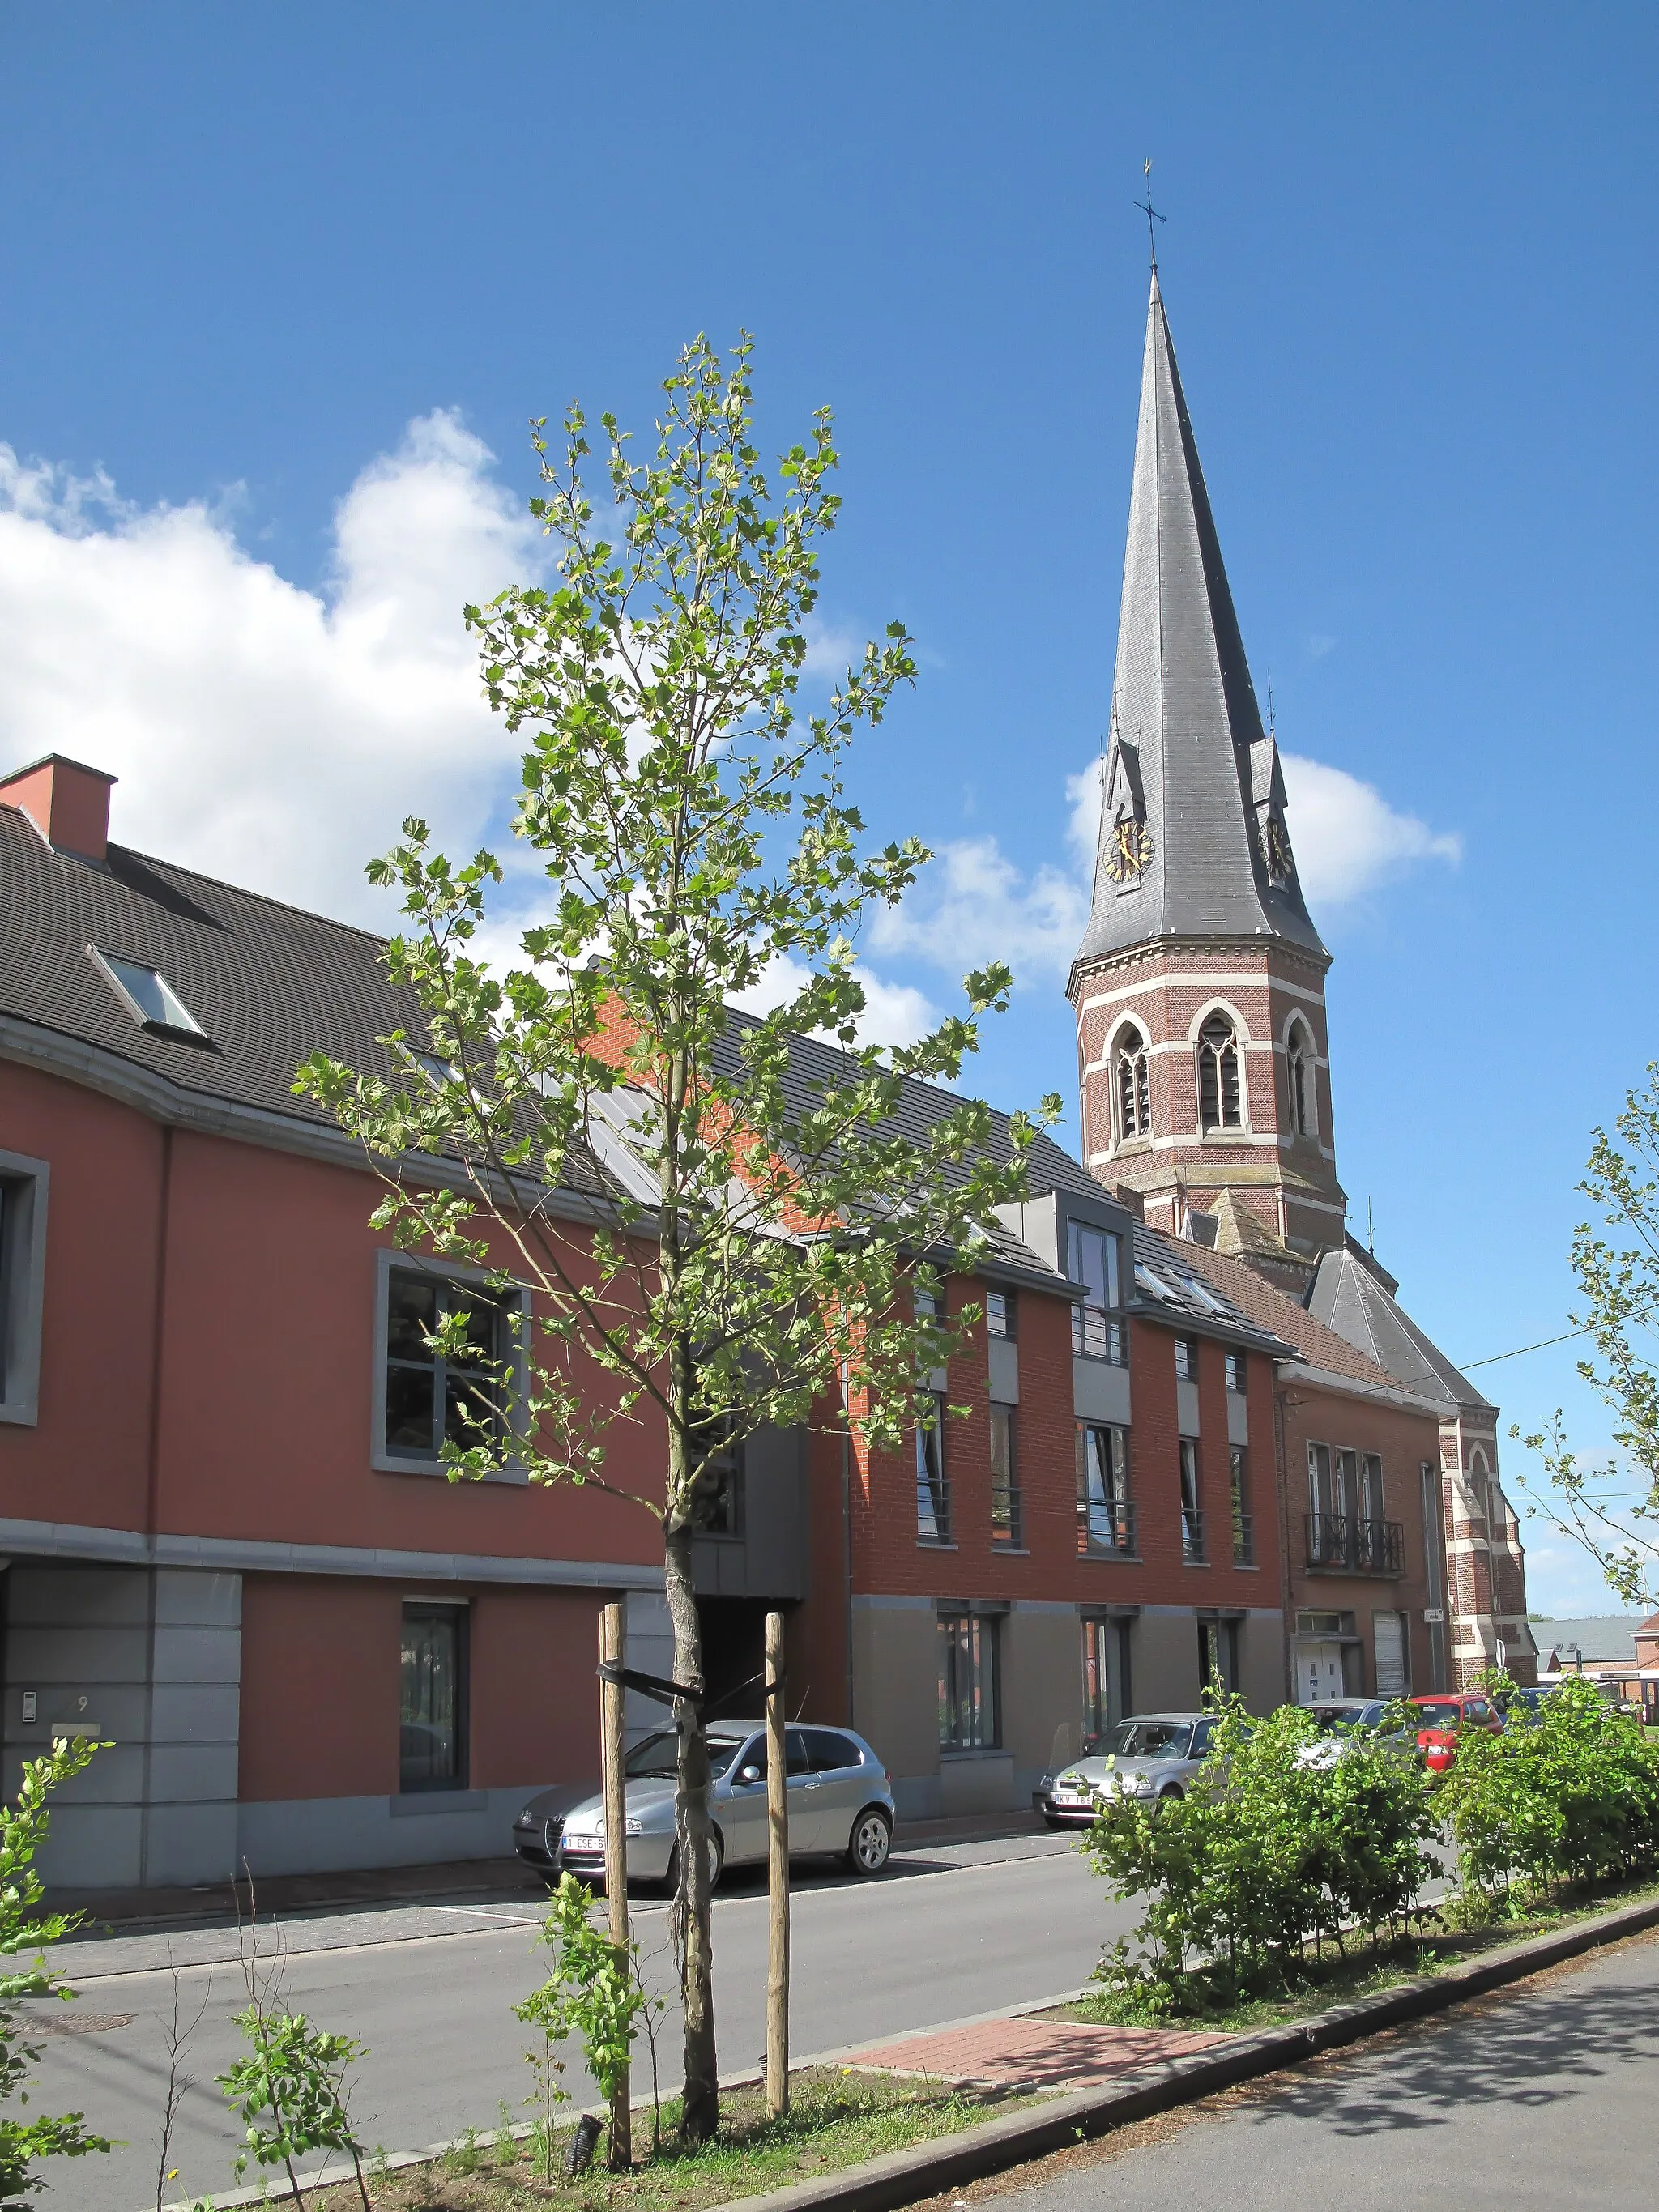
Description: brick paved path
xmin=847 ymin=2017 xmax=1230 ymax=2089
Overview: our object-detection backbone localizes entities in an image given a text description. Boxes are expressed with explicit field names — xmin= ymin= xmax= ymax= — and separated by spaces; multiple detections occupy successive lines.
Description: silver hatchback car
xmin=1037 ymin=1712 xmax=1218 ymax=1824
xmin=518 ymin=1721 xmax=896 ymax=1891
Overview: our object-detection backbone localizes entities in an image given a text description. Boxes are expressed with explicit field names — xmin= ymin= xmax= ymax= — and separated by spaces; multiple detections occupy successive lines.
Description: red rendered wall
xmin=1 ymin=1063 xmax=164 ymax=1529
xmin=238 ymin=1574 xmax=605 ymax=1802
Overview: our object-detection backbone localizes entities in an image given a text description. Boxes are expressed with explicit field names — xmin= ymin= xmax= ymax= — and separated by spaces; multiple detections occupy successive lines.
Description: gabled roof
xmin=1075 ymin=271 xmax=1326 ymax=974
xmin=1309 ymin=1243 xmax=1495 ymax=1413
xmin=1537 ymin=1618 xmax=1645 ymax=1665
xmin=0 ymin=800 xmax=610 ymax=1198
xmin=1162 ymin=1232 xmax=1423 ymax=1397
xmin=1130 ymin=1224 xmax=1297 ymax=1358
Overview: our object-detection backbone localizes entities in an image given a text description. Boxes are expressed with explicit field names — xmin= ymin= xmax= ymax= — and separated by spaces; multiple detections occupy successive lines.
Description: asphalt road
xmin=978 ymin=1928 xmax=1659 ymax=2212
xmin=23 ymin=1829 xmax=1115 ymax=2212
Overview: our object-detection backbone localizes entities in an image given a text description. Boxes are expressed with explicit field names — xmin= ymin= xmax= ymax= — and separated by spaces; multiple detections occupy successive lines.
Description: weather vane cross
xmin=1133 ymin=158 xmax=1165 ymax=269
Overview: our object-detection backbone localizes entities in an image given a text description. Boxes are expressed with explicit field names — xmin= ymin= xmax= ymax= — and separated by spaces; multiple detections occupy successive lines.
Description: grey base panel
xmin=237 ymin=1786 xmax=542 ymax=1878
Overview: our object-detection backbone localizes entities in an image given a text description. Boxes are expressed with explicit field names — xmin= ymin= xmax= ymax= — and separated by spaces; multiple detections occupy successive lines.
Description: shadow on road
xmin=1241 ymin=1954 xmax=1659 ymax=2138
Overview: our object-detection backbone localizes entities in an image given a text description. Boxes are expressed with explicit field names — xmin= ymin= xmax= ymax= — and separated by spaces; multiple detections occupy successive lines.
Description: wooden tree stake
xmin=766 ymin=1609 xmax=790 ymax=2117
xmin=601 ymin=1600 xmax=632 ymax=2168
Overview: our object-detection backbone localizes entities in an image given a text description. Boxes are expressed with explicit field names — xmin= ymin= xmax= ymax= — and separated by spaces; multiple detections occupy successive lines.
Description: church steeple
xmin=1075 ymin=271 xmax=1325 ymax=976
xmin=1069 ymin=269 xmax=1345 ymax=1285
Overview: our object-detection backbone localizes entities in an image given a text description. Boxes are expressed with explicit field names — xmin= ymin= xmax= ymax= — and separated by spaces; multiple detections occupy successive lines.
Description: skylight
xmin=89 ymin=948 xmax=206 ymax=1038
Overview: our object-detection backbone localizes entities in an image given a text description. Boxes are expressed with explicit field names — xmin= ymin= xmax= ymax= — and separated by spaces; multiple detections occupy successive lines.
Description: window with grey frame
xmin=694 ymin=1417 xmax=744 ymax=1537
xmin=916 ymin=1393 xmax=951 ymax=1545
xmin=1081 ymin=1614 xmax=1132 ymax=1746
xmin=1199 ymin=1617 xmax=1239 ymax=1696
xmin=985 ymin=1289 xmax=1015 ymax=1340
xmin=1230 ymin=1445 xmax=1253 ymax=1565
xmin=384 ymin=1268 xmax=514 ymax=1463
xmin=1175 ymin=1335 xmax=1199 ymax=1383
xmin=0 ymin=1154 xmax=48 ymax=1427
xmin=1179 ymin=1437 xmax=1205 ymax=1561
xmin=989 ymin=1404 xmax=1021 ymax=1548
xmin=1068 ymin=1221 xmax=1126 ymax=1364
xmin=1077 ymin=1421 xmax=1134 ymax=1554
xmin=938 ymin=1612 xmax=999 ymax=1750
xmin=400 ymin=1602 xmax=468 ymax=1792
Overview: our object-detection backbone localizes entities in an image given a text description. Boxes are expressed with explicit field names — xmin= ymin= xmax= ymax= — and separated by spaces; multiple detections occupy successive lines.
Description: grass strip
xmin=297 ymin=2068 xmax=1053 ymax=2212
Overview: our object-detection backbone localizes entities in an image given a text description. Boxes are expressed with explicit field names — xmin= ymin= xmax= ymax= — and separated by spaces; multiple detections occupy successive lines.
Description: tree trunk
xmin=663 ymin=1522 xmax=719 ymax=2143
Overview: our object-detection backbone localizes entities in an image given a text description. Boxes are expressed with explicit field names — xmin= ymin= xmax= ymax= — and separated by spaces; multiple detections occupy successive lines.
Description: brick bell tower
xmin=1070 ymin=266 xmax=1346 ymax=1294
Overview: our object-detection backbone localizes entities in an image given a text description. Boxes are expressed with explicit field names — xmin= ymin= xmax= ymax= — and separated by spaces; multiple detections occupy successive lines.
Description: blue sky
xmin=2 ymin=6 xmax=1655 ymax=1612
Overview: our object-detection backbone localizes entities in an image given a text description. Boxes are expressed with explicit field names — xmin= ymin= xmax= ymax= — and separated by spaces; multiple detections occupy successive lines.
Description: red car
xmin=1410 ymin=1692 xmax=1504 ymax=1773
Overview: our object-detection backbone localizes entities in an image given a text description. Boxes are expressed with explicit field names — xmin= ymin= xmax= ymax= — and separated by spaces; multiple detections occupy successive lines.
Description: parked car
xmin=1498 ymin=1684 xmax=1559 ymax=1726
xmin=1034 ymin=1713 xmax=1218 ymax=1825
xmin=1296 ymin=1697 xmax=1413 ymax=1769
xmin=515 ymin=1721 xmax=897 ymax=1891
xmin=1410 ymin=1692 xmax=1504 ymax=1773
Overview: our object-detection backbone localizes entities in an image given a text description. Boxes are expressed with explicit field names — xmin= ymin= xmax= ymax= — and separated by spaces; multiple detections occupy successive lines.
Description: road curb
xmin=153 ymin=1888 xmax=1659 ymax=2211
xmin=713 ymin=1888 xmax=1659 ymax=2212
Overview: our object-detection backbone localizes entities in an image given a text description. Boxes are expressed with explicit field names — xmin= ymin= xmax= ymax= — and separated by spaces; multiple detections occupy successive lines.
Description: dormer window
xmin=1196 ymin=1014 xmax=1242 ymax=1131
xmin=88 ymin=947 xmax=207 ymax=1041
xmin=1115 ymin=1024 xmax=1151 ymax=1140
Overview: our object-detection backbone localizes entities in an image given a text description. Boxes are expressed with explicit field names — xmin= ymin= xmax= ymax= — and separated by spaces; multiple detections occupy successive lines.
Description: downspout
xmin=140 ymin=1123 xmax=175 ymax=1888
xmin=1273 ymin=1360 xmax=1294 ymax=1708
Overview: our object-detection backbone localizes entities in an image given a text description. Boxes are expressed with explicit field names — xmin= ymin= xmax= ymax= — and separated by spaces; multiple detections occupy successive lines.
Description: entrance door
xmin=1299 ymin=1643 xmax=1345 ymax=1705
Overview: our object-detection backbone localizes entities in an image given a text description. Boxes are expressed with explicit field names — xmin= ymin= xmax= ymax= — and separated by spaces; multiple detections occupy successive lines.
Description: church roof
xmin=1075 ymin=271 xmax=1327 ymax=974
xmin=1308 ymin=1243 xmax=1497 ymax=1413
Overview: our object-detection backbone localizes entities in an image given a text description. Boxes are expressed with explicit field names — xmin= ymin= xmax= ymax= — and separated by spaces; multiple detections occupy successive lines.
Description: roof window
xmin=89 ymin=948 xmax=207 ymax=1040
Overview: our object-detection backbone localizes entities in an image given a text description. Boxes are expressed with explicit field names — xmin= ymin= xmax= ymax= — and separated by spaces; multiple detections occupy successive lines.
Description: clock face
xmin=1104 ymin=816 xmax=1154 ymax=884
xmin=1265 ymin=817 xmax=1294 ymax=880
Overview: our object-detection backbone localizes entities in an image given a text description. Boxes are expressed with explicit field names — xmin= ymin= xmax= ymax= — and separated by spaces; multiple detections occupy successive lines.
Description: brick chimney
xmin=0 ymin=754 xmax=117 ymax=861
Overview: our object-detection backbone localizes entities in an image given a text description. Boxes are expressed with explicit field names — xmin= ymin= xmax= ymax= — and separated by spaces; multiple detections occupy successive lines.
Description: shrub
xmin=0 ymin=1737 xmax=112 ymax=2201
xmin=1439 ymin=1675 xmax=1659 ymax=1910
xmin=1084 ymin=1696 xmax=1436 ymax=2007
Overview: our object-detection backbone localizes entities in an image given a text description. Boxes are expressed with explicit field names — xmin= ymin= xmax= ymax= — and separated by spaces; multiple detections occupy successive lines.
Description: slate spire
xmin=1075 ymin=271 xmax=1327 ymax=971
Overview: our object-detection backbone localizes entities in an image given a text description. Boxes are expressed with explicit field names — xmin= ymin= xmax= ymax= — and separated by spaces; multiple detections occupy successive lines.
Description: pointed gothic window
xmin=1286 ymin=1020 xmax=1314 ymax=1139
xmin=1115 ymin=1024 xmax=1151 ymax=1140
xmin=1196 ymin=1015 xmax=1242 ymax=1131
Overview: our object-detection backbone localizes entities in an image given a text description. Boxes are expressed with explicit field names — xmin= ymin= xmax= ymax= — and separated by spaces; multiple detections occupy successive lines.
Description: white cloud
xmin=731 ymin=950 xmax=940 ymax=1051
xmin=0 ymin=412 xmax=543 ymax=926
xmin=1281 ymin=752 xmax=1461 ymax=906
xmin=868 ymin=837 xmax=1088 ymax=988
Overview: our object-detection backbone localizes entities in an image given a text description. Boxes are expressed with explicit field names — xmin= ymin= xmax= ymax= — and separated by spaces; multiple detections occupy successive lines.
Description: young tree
xmin=1510 ymin=1065 xmax=1659 ymax=1608
xmin=299 ymin=334 xmax=1058 ymax=2142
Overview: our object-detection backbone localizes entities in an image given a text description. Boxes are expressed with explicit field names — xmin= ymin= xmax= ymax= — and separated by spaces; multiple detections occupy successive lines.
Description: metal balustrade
xmin=1305 ymin=1512 xmax=1405 ymax=1575
xmin=1077 ymin=1497 xmax=1137 ymax=1557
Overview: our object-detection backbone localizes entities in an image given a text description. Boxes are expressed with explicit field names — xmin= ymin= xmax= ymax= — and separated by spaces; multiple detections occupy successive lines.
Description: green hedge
xmin=1438 ymin=1676 xmax=1659 ymax=1909
xmin=1083 ymin=1698 xmax=1436 ymax=2008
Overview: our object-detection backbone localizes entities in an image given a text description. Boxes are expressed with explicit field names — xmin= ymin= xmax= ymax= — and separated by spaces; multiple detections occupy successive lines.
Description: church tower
xmin=1071 ymin=269 xmax=1346 ymax=1291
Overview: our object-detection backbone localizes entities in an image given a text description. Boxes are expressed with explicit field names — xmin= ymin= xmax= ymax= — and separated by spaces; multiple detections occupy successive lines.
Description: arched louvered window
xmin=1196 ymin=1014 xmax=1242 ymax=1131
xmin=1115 ymin=1024 xmax=1151 ymax=1140
xmin=1286 ymin=1020 xmax=1313 ymax=1138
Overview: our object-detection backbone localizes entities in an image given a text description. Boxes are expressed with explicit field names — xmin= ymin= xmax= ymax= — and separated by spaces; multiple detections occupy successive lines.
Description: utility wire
xmin=1456 ymin=1326 xmax=1593 ymax=1372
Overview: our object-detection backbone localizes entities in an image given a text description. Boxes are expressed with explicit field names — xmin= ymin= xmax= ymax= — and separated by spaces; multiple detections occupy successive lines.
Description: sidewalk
xmin=49 ymin=1807 xmax=1051 ymax=1932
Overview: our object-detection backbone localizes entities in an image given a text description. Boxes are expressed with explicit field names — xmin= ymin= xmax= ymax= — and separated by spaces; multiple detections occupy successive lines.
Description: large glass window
xmin=385 ymin=1268 xmax=511 ymax=1461
xmin=1179 ymin=1438 xmax=1205 ymax=1562
xmin=915 ymin=1394 xmax=951 ymax=1544
xmin=985 ymin=1289 xmax=1014 ymax=1340
xmin=1230 ymin=1446 xmax=1252 ymax=1565
xmin=399 ymin=1603 xmax=467 ymax=1792
xmin=1068 ymin=1221 xmax=1125 ymax=1364
xmin=1081 ymin=1616 xmax=1132 ymax=1747
xmin=938 ymin=1613 xmax=999 ymax=1750
xmin=1199 ymin=1617 xmax=1239 ymax=1696
xmin=1077 ymin=1422 xmax=1133 ymax=1554
xmin=989 ymin=1405 xmax=1021 ymax=1548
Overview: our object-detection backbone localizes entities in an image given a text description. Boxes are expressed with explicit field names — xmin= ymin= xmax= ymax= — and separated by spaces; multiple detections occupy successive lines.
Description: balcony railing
xmin=1305 ymin=1513 xmax=1405 ymax=1575
xmin=1231 ymin=1511 xmax=1255 ymax=1567
xmin=1078 ymin=1497 xmax=1137 ymax=1557
xmin=1182 ymin=1507 xmax=1205 ymax=1563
